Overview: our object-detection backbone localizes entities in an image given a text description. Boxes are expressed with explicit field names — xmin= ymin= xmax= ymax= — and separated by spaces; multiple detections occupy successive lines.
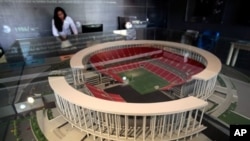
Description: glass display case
xmin=0 ymin=28 xmax=249 ymax=141
xmin=0 ymin=31 xmax=126 ymax=118
xmin=5 ymin=32 xmax=126 ymax=63
xmin=1 ymin=28 xmax=250 ymax=117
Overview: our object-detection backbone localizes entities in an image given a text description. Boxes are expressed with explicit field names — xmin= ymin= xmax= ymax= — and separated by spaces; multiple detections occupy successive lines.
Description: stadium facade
xmin=49 ymin=40 xmax=221 ymax=141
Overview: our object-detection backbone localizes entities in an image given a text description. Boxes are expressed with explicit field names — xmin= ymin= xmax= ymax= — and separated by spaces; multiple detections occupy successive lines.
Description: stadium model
xmin=49 ymin=40 xmax=221 ymax=141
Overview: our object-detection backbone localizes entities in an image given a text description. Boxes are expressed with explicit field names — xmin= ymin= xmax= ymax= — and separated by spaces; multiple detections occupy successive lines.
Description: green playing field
xmin=119 ymin=68 xmax=169 ymax=95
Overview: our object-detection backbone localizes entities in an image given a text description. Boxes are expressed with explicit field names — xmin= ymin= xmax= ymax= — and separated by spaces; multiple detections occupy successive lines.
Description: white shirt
xmin=52 ymin=16 xmax=78 ymax=37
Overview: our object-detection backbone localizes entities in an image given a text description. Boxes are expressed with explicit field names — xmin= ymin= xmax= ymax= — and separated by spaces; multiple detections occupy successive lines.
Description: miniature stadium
xmin=48 ymin=40 xmax=221 ymax=141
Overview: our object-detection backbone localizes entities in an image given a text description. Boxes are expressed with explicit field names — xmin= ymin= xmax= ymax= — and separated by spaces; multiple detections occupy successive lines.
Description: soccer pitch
xmin=119 ymin=68 xmax=169 ymax=95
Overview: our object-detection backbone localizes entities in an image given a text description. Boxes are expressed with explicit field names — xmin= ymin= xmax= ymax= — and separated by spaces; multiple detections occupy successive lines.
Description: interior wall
xmin=167 ymin=0 xmax=250 ymax=70
xmin=167 ymin=0 xmax=250 ymax=39
xmin=0 ymin=0 xmax=167 ymax=51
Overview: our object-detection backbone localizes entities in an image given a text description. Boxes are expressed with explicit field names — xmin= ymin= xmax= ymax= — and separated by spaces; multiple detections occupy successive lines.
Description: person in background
xmin=52 ymin=7 xmax=78 ymax=41
xmin=0 ymin=43 xmax=7 ymax=63
xmin=0 ymin=45 xmax=4 ymax=58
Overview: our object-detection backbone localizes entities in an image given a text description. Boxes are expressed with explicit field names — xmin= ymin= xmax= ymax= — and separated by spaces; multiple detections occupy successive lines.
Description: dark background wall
xmin=0 ymin=0 xmax=167 ymax=50
xmin=167 ymin=0 xmax=250 ymax=70
xmin=167 ymin=0 xmax=250 ymax=40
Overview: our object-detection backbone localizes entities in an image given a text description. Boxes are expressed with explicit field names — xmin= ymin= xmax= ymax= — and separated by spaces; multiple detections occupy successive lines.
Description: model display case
xmin=5 ymin=32 xmax=126 ymax=63
xmin=0 ymin=32 xmax=126 ymax=118
xmin=1 ymin=28 xmax=250 ymax=141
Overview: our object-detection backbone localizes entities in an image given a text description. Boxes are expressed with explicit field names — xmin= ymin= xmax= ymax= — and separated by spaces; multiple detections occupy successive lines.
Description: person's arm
xmin=68 ymin=17 xmax=78 ymax=35
xmin=52 ymin=19 xmax=59 ymax=36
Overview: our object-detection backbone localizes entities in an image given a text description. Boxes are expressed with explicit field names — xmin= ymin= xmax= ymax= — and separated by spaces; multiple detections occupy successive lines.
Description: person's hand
xmin=59 ymin=35 xmax=67 ymax=41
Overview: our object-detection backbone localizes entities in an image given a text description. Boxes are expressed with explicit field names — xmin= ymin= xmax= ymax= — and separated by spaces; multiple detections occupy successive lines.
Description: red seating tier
xmin=85 ymin=83 xmax=125 ymax=102
xmin=109 ymin=93 xmax=126 ymax=102
xmin=89 ymin=47 xmax=161 ymax=67
xmin=88 ymin=47 xmax=205 ymax=91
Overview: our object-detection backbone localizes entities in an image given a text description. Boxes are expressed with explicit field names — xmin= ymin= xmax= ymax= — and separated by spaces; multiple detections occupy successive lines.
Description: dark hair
xmin=0 ymin=46 xmax=4 ymax=58
xmin=53 ymin=7 xmax=67 ymax=32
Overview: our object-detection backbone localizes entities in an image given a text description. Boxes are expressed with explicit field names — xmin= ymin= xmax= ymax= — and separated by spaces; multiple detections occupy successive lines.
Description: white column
xmin=105 ymin=113 xmax=110 ymax=137
xmin=199 ymin=81 xmax=204 ymax=98
xmin=195 ymin=81 xmax=201 ymax=97
xmin=70 ymin=104 xmax=77 ymax=124
xmin=76 ymin=106 xmax=82 ymax=127
xmin=89 ymin=109 xmax=94 ymax=131
xmin=231 ymin=47 xmax=240 ymax=67
xmin=177 ymin=112 xmax=184 ymax=138
xmin=199 ymin=108 xmax=205 ymax=127
xmin=170 ymin=114 xmax=175 ymax=139
xmin=97 ymin=112 xmax=101 ymax=134
xmin=61 ymin=99 xmax=69 ymax=118
xmin=117 ymin=115 xmax=121 ymax=138
xmin=100 ymin=113 xmax=104 ymax=133
xmin=81 ymin=69 xmax=85 ymax=82
xmin=114 ymin=115 xmax=118 ymax=139
xmin=190 ymin=109 xmax=198 ymax=140
xmin=111 ymin=114 xmax=115 ymax=134
xmin=87 ymin=109 xmax=94 ymax=131
xmin=72 ymin=68 xmax=77 ymax=86
xmin=77 ymin=69 xmax=81 ymax=83
xmin=82 ymin=108 xmax=88 ymax=129
xmin=54 ymin=94 xmax=62 ymax=111
xmin=151 ymin=116 xmax=156 ymax=141
xmin=226 ymin=43 xmax=235 ymax=65
xmin=125 ymin=115 xmax=128 ymax=139
xmin=108 ymin=114 xmax=112 ymax=134
xmin=134 ymin=116 xmax=137 ymax=141
xmin=193 ymin=80 xmax=198 ymax=96
xmin=157 ymin=116 xmax=162 ymax=137
xmin=167 ymin=115 xmax=170 ymax=134
xmin=66 ymin=102 xmax=72 ymax=120
xmin=192 ymin=110 xmax=198 ymax=131
xmin=161 ymin=115 xmax=166 ymax=140
xmin=142 ymin=116 xmax=146 ymax=141
xmin=200 ymin=81 xmax=207 ymax=99
xmin=58 ymin=97 xmax=65 ymax=115
xmin=185 ymin=111 xmax=192 ymax=135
